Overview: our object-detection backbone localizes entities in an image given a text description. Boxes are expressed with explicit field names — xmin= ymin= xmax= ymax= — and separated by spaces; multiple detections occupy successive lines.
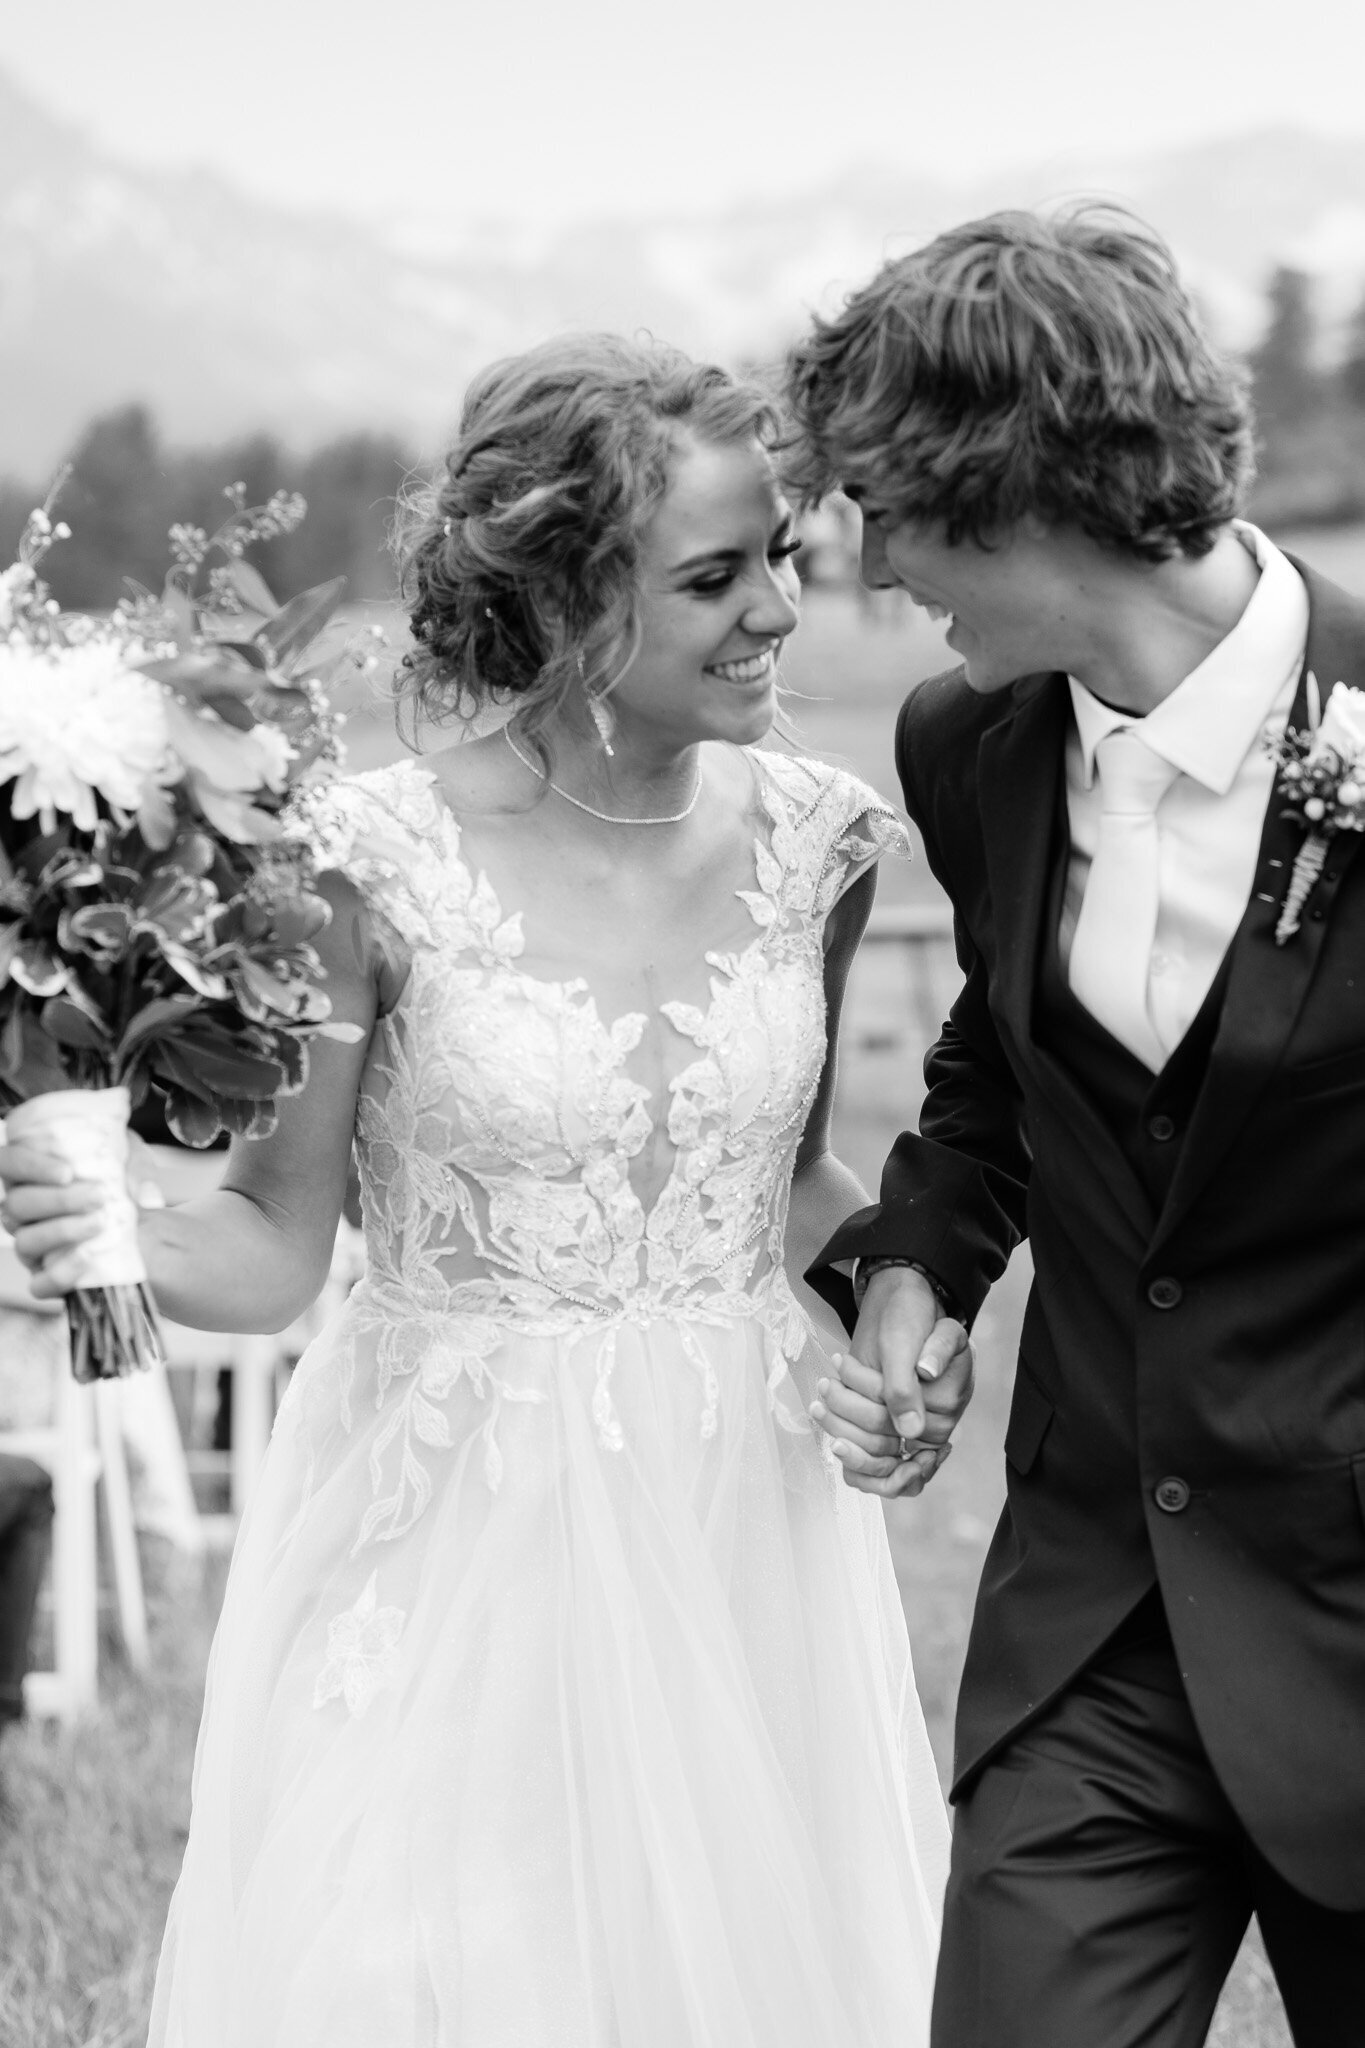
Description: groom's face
xmin=853 ymin=504 xmax=1074 ymax=694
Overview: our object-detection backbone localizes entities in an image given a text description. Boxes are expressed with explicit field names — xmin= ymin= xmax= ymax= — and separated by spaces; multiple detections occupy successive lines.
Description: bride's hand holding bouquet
xmin=0 ymin=485 xmax=365 ymax=1379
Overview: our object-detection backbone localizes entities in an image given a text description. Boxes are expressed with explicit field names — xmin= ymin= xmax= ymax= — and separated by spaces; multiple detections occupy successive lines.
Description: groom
xmin=788 ymin=207 xmax=1365 ymax=2045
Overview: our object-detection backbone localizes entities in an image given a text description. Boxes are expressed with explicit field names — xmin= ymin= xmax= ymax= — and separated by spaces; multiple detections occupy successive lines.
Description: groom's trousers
xmin=930 ymin=1590 xmax=1365 ymax=2048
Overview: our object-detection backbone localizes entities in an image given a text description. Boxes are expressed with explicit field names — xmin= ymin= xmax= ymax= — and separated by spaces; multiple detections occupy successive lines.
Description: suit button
xmin=1154 ymin=1476 xmax=1191 ymax=1513
xmin=1147 ymin=1276 xmax=1183 ymax=1310
xmin=1147 ymin=1113 xmax=1176 ymax=1143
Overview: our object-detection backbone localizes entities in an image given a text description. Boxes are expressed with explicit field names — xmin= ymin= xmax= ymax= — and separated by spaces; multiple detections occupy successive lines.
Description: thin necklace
xmin=504 ymin=727 xmax=703 ymax=825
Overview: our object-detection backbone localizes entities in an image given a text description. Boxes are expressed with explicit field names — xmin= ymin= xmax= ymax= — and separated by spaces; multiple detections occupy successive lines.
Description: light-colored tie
xmin=1069 ymin=727 xmax=1180 ymax=1071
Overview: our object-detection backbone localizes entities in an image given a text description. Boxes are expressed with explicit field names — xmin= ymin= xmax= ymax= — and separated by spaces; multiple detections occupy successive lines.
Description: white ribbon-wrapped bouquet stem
xmin=4 ymin=1085 xmax=162 ymax=1379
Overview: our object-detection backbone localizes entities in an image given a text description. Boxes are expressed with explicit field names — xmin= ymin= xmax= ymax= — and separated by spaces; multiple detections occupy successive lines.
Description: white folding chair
xmin=2 ymin=1362 xmax=149 ymax=1723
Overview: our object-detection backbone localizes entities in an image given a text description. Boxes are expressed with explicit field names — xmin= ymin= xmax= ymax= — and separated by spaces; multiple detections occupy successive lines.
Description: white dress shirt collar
xmin=1068 ymin=523 xmax=1310 ymax=798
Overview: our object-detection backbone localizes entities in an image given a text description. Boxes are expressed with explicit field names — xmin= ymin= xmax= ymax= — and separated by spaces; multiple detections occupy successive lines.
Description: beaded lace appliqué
xmin=311 ymin=1570 xmax=407 ymax=1719
xmin=298 ymin=750 xmax=906 ymax=1711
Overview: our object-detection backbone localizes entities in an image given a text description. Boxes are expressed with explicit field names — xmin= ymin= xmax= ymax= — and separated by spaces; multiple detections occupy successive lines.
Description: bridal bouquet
xmin=0 ymin=485 xmax=365 ymax=1378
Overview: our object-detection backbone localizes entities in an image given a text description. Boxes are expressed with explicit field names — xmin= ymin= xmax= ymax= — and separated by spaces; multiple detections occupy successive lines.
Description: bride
xmin=4 ymin=334 xmax=954 ymax=2046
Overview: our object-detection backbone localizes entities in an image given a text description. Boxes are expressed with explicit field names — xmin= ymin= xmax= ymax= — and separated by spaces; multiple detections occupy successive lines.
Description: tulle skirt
xmin=149 ymin=1288 xmax=948 ymax=2046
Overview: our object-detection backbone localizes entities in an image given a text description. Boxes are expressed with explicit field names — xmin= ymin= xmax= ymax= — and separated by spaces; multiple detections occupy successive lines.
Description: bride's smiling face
xmin=607 ymin=434 xmax=802 ymax=749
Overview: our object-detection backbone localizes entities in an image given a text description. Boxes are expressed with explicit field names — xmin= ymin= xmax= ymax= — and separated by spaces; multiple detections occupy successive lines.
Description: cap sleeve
xmin=752 ymin=748 xmax=911 ymax=925
xmin=287 ymin=762 xmax=439 ymax=956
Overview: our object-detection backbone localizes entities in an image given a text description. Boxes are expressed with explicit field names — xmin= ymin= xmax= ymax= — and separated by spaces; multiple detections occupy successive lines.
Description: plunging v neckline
xmin=401 ymin=756 xmax=789 ymax=1042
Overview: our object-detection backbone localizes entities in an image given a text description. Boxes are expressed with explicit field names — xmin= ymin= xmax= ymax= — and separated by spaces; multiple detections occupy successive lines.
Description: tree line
xmin=1240 ymin=265 xmax=1365 ymax=526
xmin=0 ymin=407 xmax=414 ymax=610
xmin=3 ymin=270 xmax=1365 ymax=609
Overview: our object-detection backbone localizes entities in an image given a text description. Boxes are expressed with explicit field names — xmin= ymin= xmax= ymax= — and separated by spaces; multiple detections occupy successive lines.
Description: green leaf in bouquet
xmin=84 ymin=851 xmax=141 ymax=903
xmin=115 ymin=993 xmax=202 ymax=1066
xmin=38 ymin=848 xmax=104 ymax=895
xmin=158 ymin=575 xmax=197 ymax=651
xmin=162 ymin=1087 xmax=227 ymax=1149
xmin=0 ymin=1006 xmax=73 ymax=1098
xmin=52 ymin=968 xmax=111 ymax=1026
xmin=170 ymin=830 xmax=217 ymax=878
xmin=204 ymin=638 xmax=272 ymax=672
xmin=156 ymin=1025 xmax=288 ymax=1100
xmin=230 ymin=954 xmax=330 ymax=1023
xmin=57 ymin=901 xmax=133 ymax=966
xmin=265 ymin=890 xmax=332 ymax=948
xmin=192 ymin=783 xmax=284 ymax=846
xmin=255 ymin=578 xmax=347 ymax=663
xmin=134 ymin=865 xmax=217 ymax=946
xmin=14 ymin=828 xmax=72 ymax=884
xmin=197 ymin=691 xmax=260 ymax=733
xmin=258 ymin=684 xmax=314 ymax=724
xmin=40 ymin=994 xmax=112 ymax=1052
xmin=217 ymin=886 xmax=328 ymax=953
xmin=232 ymin=955 xmax=299 ymax=1018
xmin=9 ymin=939 xmax=68 ymax=998
xmin=164 ymin=697 xmax=288 ymax=797
xmin=232 ymin=897 xmax=271 ymax=943
xmin=218 ymin=1095 xmax=281 ymax=1140
xmin=159 ymin=943 xmax=231 ymax=1001
xmin=140 ymin=652 xmax=261 ymax=702
xmin=225 ymin=559 xmax=278 ymax=617
xmin=269 ymin=1029 xmax=308 ymax=1091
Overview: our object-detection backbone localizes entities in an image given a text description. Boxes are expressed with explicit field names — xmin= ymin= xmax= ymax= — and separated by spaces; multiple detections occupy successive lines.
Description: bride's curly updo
xmin=393 ymin=333 xmax=779 ymax=746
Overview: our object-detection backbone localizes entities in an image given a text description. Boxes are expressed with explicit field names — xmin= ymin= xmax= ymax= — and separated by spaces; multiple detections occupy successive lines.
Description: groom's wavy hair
xmin=782 ymin=206 xmax=1254 ymax=561
xmin=392 ymin=334 xmax=778 ymax=751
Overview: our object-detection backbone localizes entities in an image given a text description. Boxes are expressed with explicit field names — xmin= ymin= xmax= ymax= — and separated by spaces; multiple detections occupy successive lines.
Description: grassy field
xmin=9 ymin=535 xmax=1360 ymax=2043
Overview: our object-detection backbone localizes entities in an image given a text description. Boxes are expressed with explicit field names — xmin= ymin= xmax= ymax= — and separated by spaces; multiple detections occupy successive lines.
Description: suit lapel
xmin=977 ymin=673 xmax=1154 ymax=1239
xmin=976 ymin=673 xmax=1065 ymax=1048
xmin=1155 ymin=565 xmax=1365 ymax=1246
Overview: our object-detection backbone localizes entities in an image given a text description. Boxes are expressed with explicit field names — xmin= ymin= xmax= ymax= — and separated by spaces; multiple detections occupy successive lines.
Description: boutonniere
xmin=1265 ymin=673 xmax=1365 ymax=944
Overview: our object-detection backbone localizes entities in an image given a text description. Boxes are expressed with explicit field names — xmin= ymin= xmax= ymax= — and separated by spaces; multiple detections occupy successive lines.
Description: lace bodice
xmin=311 ymin=750 xmax=904 ymax=1337
xmin=282 ymin=748 xmax=907 ymax=1536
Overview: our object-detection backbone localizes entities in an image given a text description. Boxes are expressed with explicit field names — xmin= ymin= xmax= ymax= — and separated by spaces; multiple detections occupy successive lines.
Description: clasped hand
xmin=0 ymin=1135 xmax=160 ymax=1299
xmin=808 ymin=1266 xmax=973 ymax=1498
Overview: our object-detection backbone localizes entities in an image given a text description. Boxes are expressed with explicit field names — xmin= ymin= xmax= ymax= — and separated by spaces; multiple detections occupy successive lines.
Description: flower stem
xmin=1274 ymin=830 xmax=1329 ymax=945
xmin=65 ymin=1282 xmax=164 ymax=1381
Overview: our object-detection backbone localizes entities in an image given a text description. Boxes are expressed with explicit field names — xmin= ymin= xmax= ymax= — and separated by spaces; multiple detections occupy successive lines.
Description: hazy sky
xmin=8 ymin=0 xmax=1364 ymax=224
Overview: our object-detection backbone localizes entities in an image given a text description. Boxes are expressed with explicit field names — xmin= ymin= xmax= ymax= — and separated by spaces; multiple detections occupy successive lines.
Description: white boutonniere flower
xmin=1265 ymin=676 xmax=1365 ymax=943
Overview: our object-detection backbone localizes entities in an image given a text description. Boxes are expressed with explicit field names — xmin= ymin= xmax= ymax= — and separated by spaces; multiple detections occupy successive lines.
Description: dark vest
xmin=1033 ymin=800 xmax=1232 ymax=1216
xmin=1032 ymin=811 xmax=1236 ymax=1667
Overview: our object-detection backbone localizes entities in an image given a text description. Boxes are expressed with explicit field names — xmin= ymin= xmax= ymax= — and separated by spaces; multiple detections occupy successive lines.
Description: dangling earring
xmin=589 ymin=692 xmax=616 ymax=758
xmin=578 ymin=651 xmax=615 ymax=757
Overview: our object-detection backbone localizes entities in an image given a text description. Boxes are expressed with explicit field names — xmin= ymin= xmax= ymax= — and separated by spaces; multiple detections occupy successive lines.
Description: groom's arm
xmin=806 ymin=681 xmax=1030 ymax=1332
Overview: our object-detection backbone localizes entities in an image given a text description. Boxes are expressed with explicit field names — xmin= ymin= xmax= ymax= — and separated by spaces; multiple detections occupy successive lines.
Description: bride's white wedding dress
xmin=149 ymin=747 xmax=948 ymax=2047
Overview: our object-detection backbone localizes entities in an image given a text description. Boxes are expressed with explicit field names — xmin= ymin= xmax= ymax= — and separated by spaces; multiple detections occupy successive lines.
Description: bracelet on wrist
xmin=853 ymin=1256 xmax=957 ymax=1319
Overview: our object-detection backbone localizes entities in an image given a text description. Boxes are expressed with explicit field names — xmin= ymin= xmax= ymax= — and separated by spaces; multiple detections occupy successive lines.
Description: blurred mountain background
xmin=4 ymin=64 xmax=1365 ymax=602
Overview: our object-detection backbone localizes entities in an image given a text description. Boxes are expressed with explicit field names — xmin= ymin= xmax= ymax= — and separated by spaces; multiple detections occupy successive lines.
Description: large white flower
xmin=0 ymin=638 xmax=170 ymax=832
xmin=1315 ymin=682 xmax=1365 ymax=765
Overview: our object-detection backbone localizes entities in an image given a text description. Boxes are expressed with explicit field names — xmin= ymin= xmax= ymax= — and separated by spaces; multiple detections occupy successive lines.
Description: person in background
xmin=0 ymin=1449 xmax=53 ymax=1734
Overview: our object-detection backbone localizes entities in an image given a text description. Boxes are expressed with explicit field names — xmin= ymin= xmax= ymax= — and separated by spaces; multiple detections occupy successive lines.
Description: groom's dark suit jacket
xmin=813 ymin=561 xmax=1365 ymax=1913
